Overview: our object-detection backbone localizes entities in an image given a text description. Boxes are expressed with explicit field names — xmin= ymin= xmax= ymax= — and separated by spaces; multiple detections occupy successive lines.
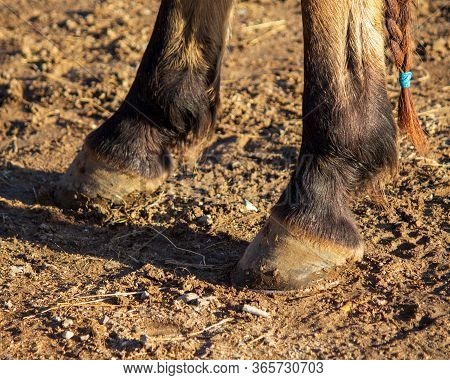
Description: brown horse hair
xmin=385 ymin=0 xmax=429 ymax=153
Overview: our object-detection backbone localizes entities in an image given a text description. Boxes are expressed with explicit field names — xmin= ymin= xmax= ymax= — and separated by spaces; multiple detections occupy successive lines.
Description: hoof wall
xmin=232 ymin=217 xmax=363 ymax=290
xmin=54 ymin=148 xmax=167 ymax=209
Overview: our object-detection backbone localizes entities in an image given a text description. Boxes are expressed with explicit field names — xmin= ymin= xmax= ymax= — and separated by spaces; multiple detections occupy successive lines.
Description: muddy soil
xmin=0 ymin=0 xmax=448 ymax=359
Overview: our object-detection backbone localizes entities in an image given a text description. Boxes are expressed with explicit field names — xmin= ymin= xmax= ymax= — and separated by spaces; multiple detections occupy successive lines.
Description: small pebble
xmin=10 ymin=264 xmax=34 ymax=276
xmin=139 ymin=8 xmax=151 ymax=16
xmin=196 ymin=298 xmax=211 ymax=309
xmin=10 ymin=266 xmax=21 ymax=275
xmin=198 ymin=215 xmax=213 ymax=226
xmin=62 ymin=318 xmax=73 ymax=328
xmin=178 ymin=293 xmax=199 ymax=304
xmin=99 ymin=315 xmax=110 ymax=325
xmin=264 ymin=336 xmax=276 ymax=347
xmin=80 ymin=334 xmax=90 ymax=342
xmin=340 ymin=302 xmax=353 ymax=313
xmin=140 ymin=334 xmax=149 ymax=343
xmin=6 ymin=79 xmax=22 ymax=101
xmin=140 ymin=291 xmax=150 ymax=300
xmin=229 ymin=161 xmax=241 ymax=169
xmin=244 ymin=199 xmax=258 ymax=212
xmin=65 ymin=19 xmax=77 ymax=31
xmin=5 ymin=300 xmax=13 ymax=309
xmin=61 ymin=330 xmax=74 ymax=340
xmin=85 ymin=14 xmax=95 ymax=25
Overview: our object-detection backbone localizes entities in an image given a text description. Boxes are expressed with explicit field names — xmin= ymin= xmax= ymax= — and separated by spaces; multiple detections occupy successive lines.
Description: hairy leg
xmin=232 ymin=0 xmax=398 ymax=289
xmin=56 ymin=0 xmax=234 ymax=207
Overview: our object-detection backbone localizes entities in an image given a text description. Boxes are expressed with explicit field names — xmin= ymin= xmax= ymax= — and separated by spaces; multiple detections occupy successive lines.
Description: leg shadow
xmin=0 ymin=163 xmax=247 ymax=286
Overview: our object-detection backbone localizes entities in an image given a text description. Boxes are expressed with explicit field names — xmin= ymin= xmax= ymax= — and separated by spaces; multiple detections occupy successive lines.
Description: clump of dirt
xmin=0 ymin=0 xmax=448 ymax=359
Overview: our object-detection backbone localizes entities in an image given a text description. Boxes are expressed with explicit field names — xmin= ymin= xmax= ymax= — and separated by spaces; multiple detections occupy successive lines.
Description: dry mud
xmin=0 ymin=0 xmax=448 ymax=359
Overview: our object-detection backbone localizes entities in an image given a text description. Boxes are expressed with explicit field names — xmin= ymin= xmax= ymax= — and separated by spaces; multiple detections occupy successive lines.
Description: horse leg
xmin=55 ymin=0 xmax=234 ymax=207
xmin=233 ymin=0 xmax=398 ymax=289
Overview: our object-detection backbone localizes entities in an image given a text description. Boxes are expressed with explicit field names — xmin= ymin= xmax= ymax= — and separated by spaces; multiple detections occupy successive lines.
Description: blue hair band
xmin=399 ymin=71 xmax=412 ymax=89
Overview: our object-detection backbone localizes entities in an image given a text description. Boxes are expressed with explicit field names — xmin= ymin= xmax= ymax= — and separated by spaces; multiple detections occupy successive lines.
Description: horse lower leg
xmin=55 ymin=0 xmax=234 ymax=207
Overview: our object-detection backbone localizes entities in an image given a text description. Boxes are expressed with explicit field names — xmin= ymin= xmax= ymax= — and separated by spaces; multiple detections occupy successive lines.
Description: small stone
xmin=198 ymin=215 xmax=213 ymax=226
xmin=264 ymin=336 xmax=276 ymax=347
xmin=5 ymin=300 xmax=13 ymax=309
xmin=61 ymin=330 xmax=74 ymax=340
xmin=244 ymin=199 xmax=258 ymax=212
xmin=140 ymin=291 xmax=150 ymax=300
xmin=65 ymin=19 xmax=77 ymax=31
xmin=196 ymin=298 xmax=211 ymax=309
xmin=80 ymin=334 xmax=90 ymax=342
xmin=10 ymin=265 xmax=24 ymax=276
xmin=177 ymin=293 xmax=199 ymax=304
xmin=10 ymin=264 xmax=33 ymax=276
xmin=99 ymin=315 xmax=110 ymax=325
xmin=139 ymin=8 xmax=151 ymax=16
xmin=106 ymin=29 xmax=117 ymax=39
xmin=140 ymin=334 xmax=149 ymax=343
xmin=229 ymin=161 xmax=241 ymax=169
xmin=6 ymin=79 xmax=22 ymax=101
xmin=340 ymin=302 xmax=353 ymax=313
xmin=62 ymin=319 xmax=73 ymax=328
xmin=85 ymin=14 xmax=95 ymax=25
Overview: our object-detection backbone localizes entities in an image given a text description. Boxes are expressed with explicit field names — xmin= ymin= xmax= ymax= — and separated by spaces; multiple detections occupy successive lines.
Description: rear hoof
xmin=54 ymin=147 xmax=168 ymax=209
xmin=231 ymin=216 xmax=364 ymax=290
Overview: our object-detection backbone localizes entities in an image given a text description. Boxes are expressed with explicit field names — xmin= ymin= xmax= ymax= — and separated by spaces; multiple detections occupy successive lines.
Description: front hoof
xmin=231 ymin=216 xmax=364 ymax=290
xmin=54 ymin=147 xmax=168 ymax=209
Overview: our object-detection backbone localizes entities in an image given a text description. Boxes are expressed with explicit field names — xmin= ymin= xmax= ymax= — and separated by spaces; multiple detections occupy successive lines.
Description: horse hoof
xmin=231 ymin=216 xmax=364 ymax=290
xmin=54 ymin=147 xmax=168 ymax=209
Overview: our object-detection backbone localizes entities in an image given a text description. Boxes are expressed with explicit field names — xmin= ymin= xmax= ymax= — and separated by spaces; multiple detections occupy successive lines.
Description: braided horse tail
xmin=385 ymin=0 xmax=429 ymax=153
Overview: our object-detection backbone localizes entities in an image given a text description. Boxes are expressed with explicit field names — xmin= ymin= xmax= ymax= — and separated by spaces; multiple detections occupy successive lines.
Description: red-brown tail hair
xmin=385 ymin=0 xmax=429 ymax=153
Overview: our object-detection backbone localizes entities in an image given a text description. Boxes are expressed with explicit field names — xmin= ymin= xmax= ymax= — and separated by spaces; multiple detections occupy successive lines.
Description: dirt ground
xmin=0 ymin=0 xmax=448 ymax=360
